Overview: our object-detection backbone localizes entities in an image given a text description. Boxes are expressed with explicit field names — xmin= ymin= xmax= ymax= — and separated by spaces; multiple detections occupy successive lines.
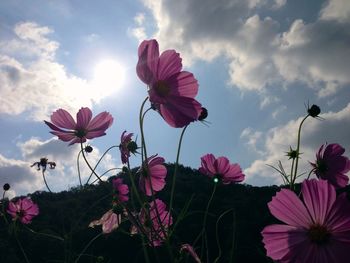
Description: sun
xmin=92 ymin=59 xmax=125 ymax=96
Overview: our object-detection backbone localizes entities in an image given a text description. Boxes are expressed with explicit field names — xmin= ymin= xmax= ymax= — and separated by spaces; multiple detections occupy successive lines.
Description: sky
xmin=0 ymin=0 xmax=349 ymax=198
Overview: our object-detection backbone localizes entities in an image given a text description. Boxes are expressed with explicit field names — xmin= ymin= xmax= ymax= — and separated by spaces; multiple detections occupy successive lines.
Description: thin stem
xmin=292 ymin=115 xmax=309 ymax=188
xmin=193 ymin=182 xmax=218 ymax=255
xmin=25 ymin=226 xmax=64 ymax=241
xmin=213 ymin=209 xmax=234 ymax=263
xmin=289 ymin=158 xmax=295 ymax=190
xmin=306 ymin=168 xmax=316 ymax=181
xmin=76 ymin=150 xmax=83 ymax=187
xmin=42 ymin=170 xmax=52 ymax=193
xmin=85 ymin=145 xmax=119 ymax=185
xmin=74 ymin=233 xmax=103 ymax=263
xmin=90 ymin=167 xmax=122 ymax=184
xmin=139 ymin=97 xmax=149 ymax=163
xmin=168 ymin=126 xmax=188 ymax=228
xmin=228 ymin=211 xmax=237 ymax=263
xmin=141 ymin=235 xmax=151 ymax=263
xmin=80 ymin=142 xmax=103 ymax=183
xmin=2 ymin=191 xmax=9 ymax=225
xmin=14 ymin=225 xmax=30 ymax=263
xmin=126 ymin=162 xmax=144 ymax=208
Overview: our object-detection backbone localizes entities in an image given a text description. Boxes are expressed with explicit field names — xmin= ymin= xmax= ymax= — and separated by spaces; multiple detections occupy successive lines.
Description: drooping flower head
xmin=44 ymin=107 xmax=113 ymax=145
xmin=112 ymin=178 xmax=129 ymax=203
xmin=7 ymin=197 xmax=39 ymax=224
xmin=31 ymin=157 xmax=56 ymax=172
xmin=119 ymin=131 xmax=138 ymax=164
xmin=262 ymin=179 xmax=350 ymax=263
xmin=310 ymin=143 xmax=350 ymax=188
xmin=138 ymin=199 xmax=172 ymax=247
xmin=199 ymin=154 xmax=245 ymax=184
xmin=136 ymin=39 xmax=202 ymax=128
xmin=89 ymin=209 xmax=121 ymax=234
xmin=139 ymin=155 xmax=167 ymax=196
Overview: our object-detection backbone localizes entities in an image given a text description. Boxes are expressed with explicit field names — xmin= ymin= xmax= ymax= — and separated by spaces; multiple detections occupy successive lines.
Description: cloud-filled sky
xmin=0 ymin=0 xmax=349 ymax=197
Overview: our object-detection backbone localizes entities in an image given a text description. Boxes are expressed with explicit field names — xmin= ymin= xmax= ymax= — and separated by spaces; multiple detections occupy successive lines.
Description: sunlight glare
xmin=92 ymin=59 xmax=125 ymax=96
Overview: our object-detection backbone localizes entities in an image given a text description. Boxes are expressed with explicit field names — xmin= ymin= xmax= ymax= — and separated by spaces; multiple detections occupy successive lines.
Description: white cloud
xmin=0 ymin=137 xmax=117 ymax=198
xmin=320 ymin=0 xmax=350 ymax=23
xmin=0 ymin=22 xmax=115 ymax=121
xmin=243 ymin=103 xmax=350 ymax=185
xmin=240 ymin=127 xmax=265 ymax=155
xmin=137 ymin=0 xmax=350 ymax=97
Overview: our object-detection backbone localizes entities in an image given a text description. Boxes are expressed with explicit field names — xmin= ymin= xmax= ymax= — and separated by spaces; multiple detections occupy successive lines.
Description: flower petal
xmin=157 ymin=50 xmax=182 ymax=80
xmin=137 ymin=39 xmax=159 ymax=84
xmin=268 ymin=189 xmax=311 ymax=227
xmin=76 ymin=107 xmax=92 ymax=130
xmin=262 ymin=224 xmax=308 ymax=261
xmin=168 ymin=71 xmax=199 ymax=98
xmin=50 ymin=109 xmax=76 ymax=130
xmin=301 ymin=179 xmax=336 ymax=225
xmin=87 ymin=111 xmax=113 ymax=131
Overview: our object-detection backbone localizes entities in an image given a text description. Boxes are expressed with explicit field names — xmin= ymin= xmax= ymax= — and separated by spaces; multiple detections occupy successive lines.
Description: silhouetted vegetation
xmin=1 ymin=164 xmax=348 ymax=263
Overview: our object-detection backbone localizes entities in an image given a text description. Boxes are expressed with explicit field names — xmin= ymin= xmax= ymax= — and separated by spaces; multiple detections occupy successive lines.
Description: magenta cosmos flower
xmin=89 ymin=209 xmax=121 ymax=234
xmin=137 ymin=199 xmax=172 ymax=247
xmin=119 ymin=131 xmax=137 ymax=164
xmin=7 ymin=197 xmax=39 ymax=224
xmin=199 ymin=154 xmax=245 ymax=184
xmin=139 ymin=155 xmax=167 ymax=196
xmin=112 ymin=178 xmax=129 ymax=203
xmin=262 ymin=179 xmax=350 ymax=263
xmin=136 ymin=39 xmax=202 ymax=128
xmin=44 ymin=107 xmax=113 ymax=145
xmin=310 ymin=143 xmax=350 ymax=188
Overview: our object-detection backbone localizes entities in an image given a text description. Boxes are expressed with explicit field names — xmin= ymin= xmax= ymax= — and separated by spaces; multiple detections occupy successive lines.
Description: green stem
xmin=90 ymin=167 xmax=122 ymax=184
xmin=139 ymin=97 xmax=149 ymax=163
xmin=168 ymin=126 xmax=188 ymax=229
xmin=193 ymin=182 xmax=217 ymax=257
xmin=25 ymin=226 xmax=64 ymax=241
xmin=85 ymin=145 xmax=119 ymax=185
xmin=80 ymin=142 xmax=103 ymax=183
xmin=42 ymin=170 xmax=52 ymax=193
xmin=74 ymin=233 xmax=103 ymax=263
xmin=76 ymin=150 xmax=83 ymax=187
xmin=2 ymin=191 xmax=9 ymax=225
xmin=229 ymin=211 xmax=236 ymax=263
xmin=14 ymin=225 xmax=30 ymax=263
xmin=213 ymin=209 xmax=234 ymax=263
xmin=289 ymin=158 xmax=295 ymax=190
xmin=292 ymin=115 xmax=309 ymax=189
xmin=126 ymin=162 xmax=144 ymax=208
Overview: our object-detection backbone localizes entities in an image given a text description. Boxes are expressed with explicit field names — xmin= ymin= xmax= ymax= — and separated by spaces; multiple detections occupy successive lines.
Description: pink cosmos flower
xmin=180 ymin=244 xmax=201 ymax=263
xmin=136 ymin=39 xmax=202 ymax=128
xmin=139 ymin=155 xmax=167 ymax=196
xmin=261 ymin=179 xmax=350 ymax=263
xmin=89 ymin=209 xmax=121 ymax=234
xmin=44 ymin=107 xmax=113 ymax=145
xmin=199 ymin=154 xmax=245 ymax=184
xmin=7 ymin=197 xmax=39 ymax=224
xmin=112 ymin=178 xmax=129 ymax=203
xmin=138 ymin=199 xmax=173 ymax=247
xmin=119 ymin=131 xmax=136 ymax=164
xmin=310 ymin=143 xmax=350 ymax=188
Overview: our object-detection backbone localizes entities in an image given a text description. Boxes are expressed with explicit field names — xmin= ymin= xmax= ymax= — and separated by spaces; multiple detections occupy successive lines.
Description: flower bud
xmin=84 ymin=145 xmax=93 ymax=153
xmin=198 ymin=107 xmax=208 ymax=121
xmin=3 ymin=183 xmax=10 ymax=191
xmin=308 ymin=104 xmax=321 ymax=118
